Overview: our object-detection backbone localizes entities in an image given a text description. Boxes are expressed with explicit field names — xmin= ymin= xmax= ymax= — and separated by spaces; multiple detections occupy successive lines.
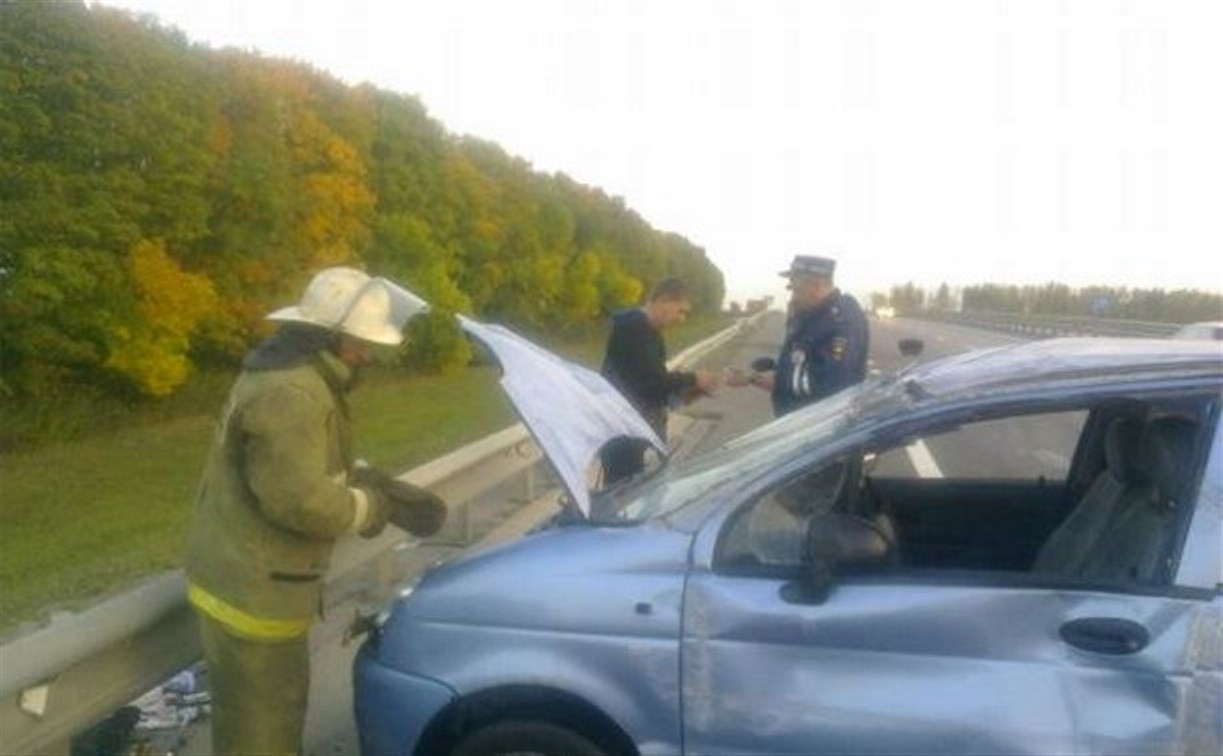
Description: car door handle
xmin=1059 ymin=617 xmax=1150 ymax=655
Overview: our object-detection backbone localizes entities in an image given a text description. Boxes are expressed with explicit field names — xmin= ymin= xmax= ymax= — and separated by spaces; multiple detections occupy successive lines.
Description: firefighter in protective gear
xmin=184 ymin=267 xmax=445 ymax=756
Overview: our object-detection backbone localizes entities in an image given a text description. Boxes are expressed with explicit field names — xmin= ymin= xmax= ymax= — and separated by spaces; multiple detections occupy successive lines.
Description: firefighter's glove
xmin=381 ymin=478 xmax=448 ymax=537
xmin=352 ymin=465 xmax=447 ymax=537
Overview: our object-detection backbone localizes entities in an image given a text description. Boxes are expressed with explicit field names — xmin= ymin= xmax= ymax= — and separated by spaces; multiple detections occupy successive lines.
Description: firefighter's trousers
xmin=196 ymin=610 xmax=310 ymax=756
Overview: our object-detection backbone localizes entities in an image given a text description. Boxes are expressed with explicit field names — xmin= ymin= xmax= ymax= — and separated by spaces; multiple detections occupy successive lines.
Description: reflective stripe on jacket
xmin=187 ymin=582 xmax=311 ymax=640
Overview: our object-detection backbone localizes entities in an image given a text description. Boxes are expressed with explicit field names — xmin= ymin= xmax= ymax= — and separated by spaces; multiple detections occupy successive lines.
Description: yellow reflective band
xmin=187 ymin=583 xmax=311 ymax=640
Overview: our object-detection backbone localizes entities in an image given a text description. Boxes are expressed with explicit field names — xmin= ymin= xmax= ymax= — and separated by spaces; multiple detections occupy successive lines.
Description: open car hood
xmin=381 ymin=280 xmax=664 ymax=516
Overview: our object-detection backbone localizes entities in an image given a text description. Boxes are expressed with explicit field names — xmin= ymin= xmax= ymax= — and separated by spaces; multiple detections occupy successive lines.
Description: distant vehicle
xmin=873 ymin=305 xmax=895 ymax=319
xmin=355 ymin=338 xmax=1221 ymax=756
xmin=1173 ymin=321 xmax=1223 ymax=341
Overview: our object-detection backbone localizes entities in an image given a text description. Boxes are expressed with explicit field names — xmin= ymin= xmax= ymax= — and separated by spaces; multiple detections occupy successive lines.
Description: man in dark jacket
xmin=600 ymin=278 xmax=718 ymax=484
xmin=735 ymin=255 xmax=869 ymax=416
xmin=185 ymin=267 xmax=446 ymax=756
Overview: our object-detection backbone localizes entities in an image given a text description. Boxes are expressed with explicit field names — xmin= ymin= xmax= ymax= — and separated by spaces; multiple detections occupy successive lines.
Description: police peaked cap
xmin=779 ymin=255 xmax=836 ymax=278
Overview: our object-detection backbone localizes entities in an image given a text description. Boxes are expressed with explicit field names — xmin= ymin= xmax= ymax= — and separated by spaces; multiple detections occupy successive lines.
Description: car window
xmin=873 ymin=410 xmax=1087 ymax=481
xmin=717 ymin=458 xmax=854 ymax=569
xmin=594 ymin=380 xmax=905 ymax=523
xmin=716 ymin=410 xmax=1092 ymax=573
xmin=714 ymin=400 xmax=1211 ymax=593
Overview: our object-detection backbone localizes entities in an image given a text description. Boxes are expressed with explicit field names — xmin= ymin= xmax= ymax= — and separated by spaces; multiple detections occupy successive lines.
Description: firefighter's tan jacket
xmin=185 ymin=350 xmax=372 ymax=639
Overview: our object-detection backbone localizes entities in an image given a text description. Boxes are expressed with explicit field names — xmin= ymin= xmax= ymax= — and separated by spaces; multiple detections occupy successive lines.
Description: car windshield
xmin=588 ymin=376 xmax=910 ymax=524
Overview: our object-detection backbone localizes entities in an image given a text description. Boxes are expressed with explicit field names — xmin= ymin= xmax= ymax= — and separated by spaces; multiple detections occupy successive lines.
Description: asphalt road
xmin=681 ymin=310 xmax=1029 ymax=453
xmin=179 ymin=313 xmax=1079 ymax=755
xmin=866 ymin=317 xmax=1084 ymax=480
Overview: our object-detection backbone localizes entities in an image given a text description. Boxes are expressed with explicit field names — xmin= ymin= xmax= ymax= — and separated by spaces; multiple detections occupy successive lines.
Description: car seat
xmin=1031 ymin=416 xmax=1144 ymax=575
xmin=1076 ymin=415 xmax=1199 ymax=584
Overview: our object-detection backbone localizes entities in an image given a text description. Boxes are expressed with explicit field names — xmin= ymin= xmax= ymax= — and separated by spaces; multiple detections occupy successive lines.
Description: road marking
xmin=905 ymin=440 xmax=945 ymax=478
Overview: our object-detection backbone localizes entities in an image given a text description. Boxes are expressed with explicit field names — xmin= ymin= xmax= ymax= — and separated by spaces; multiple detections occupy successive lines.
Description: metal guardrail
xmin=910 ymin=310 xmax=1181 ymax=339
xmin=0 ymin=313 xmax=762 ymax=756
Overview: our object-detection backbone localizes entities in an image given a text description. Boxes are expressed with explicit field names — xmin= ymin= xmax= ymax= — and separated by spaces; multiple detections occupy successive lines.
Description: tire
xmin=450 ymin=719 xmax=609 ymax=756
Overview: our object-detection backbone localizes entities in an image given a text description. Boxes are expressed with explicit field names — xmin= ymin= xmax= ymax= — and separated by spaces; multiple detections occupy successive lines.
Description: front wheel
xmin=450 ymin=720 xmax=609 ymax=756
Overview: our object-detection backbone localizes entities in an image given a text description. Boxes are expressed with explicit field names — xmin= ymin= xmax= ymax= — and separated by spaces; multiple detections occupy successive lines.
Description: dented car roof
xmin=902 ymin=338 xmax=1222 ymax=399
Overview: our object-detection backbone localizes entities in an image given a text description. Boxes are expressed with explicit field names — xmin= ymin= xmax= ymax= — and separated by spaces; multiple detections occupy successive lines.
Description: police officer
xmin=185 ymin=267 xmax=446 ymax=755
xmin=738 ymin=255 xmax=869 ymax=415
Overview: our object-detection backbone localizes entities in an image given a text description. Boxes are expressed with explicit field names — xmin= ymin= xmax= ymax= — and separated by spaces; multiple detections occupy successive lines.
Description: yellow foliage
xmin=560 ymin=254 xmax=602 ymax=321
xmin=105 ymin=336 xmax=193 ymax=397
xmin=207 ymin=118 xmax=234 ymax=159
xmin=105 ymin=240 xmax=217 ymax=396
xmin=606 ymin=272 xmax=643 ymax=309
xmin=130 ymin=239 xmax=217 ymax=336
xmin=473 ymin=218 xmax=504 ymax=245
xmin=287 ymin=111 xmax=375 ymax=267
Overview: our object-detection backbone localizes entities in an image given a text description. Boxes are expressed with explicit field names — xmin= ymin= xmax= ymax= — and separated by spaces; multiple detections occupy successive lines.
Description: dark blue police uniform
xmin=772 ymin=259 xmax=870 ymax=416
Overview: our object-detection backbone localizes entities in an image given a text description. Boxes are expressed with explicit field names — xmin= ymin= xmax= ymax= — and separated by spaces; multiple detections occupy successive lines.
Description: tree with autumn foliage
xmin=0 ymin=0 xmax=725 ymax=419
xmin=105 ymin=240 xmax=216 ymax=396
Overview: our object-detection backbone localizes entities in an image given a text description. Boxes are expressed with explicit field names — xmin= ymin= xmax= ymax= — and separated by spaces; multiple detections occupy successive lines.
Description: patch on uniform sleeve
xmin=829 ymin=337 xmax=848 ymax=361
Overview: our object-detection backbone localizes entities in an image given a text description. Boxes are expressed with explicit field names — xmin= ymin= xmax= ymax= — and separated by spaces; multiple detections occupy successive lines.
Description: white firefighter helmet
xmin=266 ymin=267 xmax=404 ymax=346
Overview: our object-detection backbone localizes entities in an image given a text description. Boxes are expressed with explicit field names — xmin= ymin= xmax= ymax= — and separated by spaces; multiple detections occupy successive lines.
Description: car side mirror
xmin=787 ymin=513 xmax=893 ymax=605
xmin=751 ymin=356 xmax=777 ymax=372
xmin=898 ymin=338 xmax=924 ymax=357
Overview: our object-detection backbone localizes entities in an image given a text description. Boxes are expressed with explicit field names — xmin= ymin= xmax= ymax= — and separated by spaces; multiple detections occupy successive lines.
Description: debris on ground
xmin=70 ymin=664 xmax=210 ymax=756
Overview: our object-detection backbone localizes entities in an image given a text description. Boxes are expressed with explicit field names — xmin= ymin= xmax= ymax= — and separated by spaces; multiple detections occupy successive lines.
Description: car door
xmin=679 ymin=405 xmax=1221 ymax=755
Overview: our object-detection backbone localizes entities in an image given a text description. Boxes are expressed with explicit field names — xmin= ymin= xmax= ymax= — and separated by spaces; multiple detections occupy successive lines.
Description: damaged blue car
xmin=355 ymin=337 xmax=1222 ymax=755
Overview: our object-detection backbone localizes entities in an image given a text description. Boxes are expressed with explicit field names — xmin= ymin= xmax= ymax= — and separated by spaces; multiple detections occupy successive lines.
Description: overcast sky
xmin=99 ymin=0 xmax=1222 ymax=305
